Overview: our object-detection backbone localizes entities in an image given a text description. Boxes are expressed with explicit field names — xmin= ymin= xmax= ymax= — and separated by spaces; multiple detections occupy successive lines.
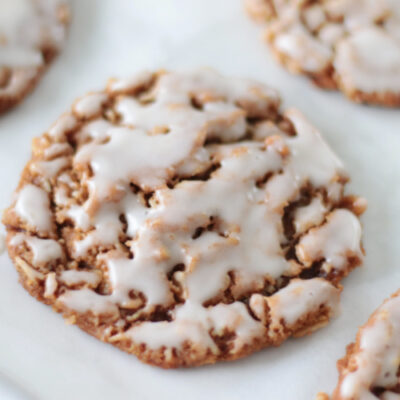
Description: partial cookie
xmin=0 ymin=0 xmax=70 ymax=114
xmin=245 ymin=0 xmax=400 ymax=107
xmin=2 ymin=69 xmax=366 ymax=368
xmin=327 ymin=290 xmax=400 ymax=399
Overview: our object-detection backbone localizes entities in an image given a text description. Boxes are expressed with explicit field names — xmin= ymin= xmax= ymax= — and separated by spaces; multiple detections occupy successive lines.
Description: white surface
xmin=0 ymin=1 xmax=399 ymax=399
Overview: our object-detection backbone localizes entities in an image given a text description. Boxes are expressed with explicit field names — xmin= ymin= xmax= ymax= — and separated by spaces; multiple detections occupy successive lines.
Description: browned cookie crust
xmin=0 ymin=0 xmax=70 ymax=114
xmin=245 ymin=0 xmax=400 ymax=107
xmin=3 ymin=69 xmax=366 ymax=368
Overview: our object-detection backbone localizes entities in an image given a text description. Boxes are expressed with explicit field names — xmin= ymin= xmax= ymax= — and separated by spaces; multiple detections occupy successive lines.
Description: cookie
xmin=2 ymin=69 xmax=366 ymax=368
xmin=245 ymin=0 xmax=400 ymax=107
xmin=0 ymin=0 xmax=70 ymax=114
xmin=326 ymin=290 xmax=400 ymax=399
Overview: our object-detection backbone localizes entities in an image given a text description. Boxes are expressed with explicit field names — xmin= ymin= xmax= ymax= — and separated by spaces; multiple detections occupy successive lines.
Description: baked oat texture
xmin=0 ymin=0 xmax=69 ymax=114
xmin=2 ymin=69 xmax=366 ymax=368
xmin=245 ymin=0 xmax=400 ymax=107
xmin=327 ymin=290 xmax=400 ymax=400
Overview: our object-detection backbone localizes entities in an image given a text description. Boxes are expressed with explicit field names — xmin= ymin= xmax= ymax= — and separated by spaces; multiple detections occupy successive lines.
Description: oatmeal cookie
xmin=0 ymin=0 xmax=70 ymax=114
xmin=2 ymin=69 xmax=366 ymax=368
xmin=245 ymin=0 xmax=400 ymax=107
xmin=327 ymin=290 xmax=400 ymax=399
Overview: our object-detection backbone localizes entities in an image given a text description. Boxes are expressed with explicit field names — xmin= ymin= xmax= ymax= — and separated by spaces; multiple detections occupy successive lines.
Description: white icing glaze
xmin=340 ymin=293 xmax=400 ymax=399
xmin=10 ymin=233 xmax=62 ymax=264
xmin=0 ymin=0 xmax=34 ymax=37
xmin=335 ymin=27 xmax=400 ymax=93
xmin=0 ymin=0 xmax=68 ymax=68
xmin=58 ymin=288 xmax=119 ymax=316
xmin=68 ymin=191 xmax=149 ymax=257
xmin=266 ymin=277 xmax=340 ymax=328
xmin=127 ymin=300 xmax=264 ymax=354
xmin=73 ymin=93 xmax=108 ymax=118
xmin=34 ymin=70 xmax=361 ymax=353
xmin=48 ymin=113 xmax=77 ymax=140
xmin=108 ymin=70 xmax=154 ymax=93
xmin=59 ymin=270 xmax=101 ymax=287
xmin=75 ymin=70 xmax=278 ymax=196
xmin=43 ymin=142 xmax=71 ymax=159
xmin=54 ymin=185 xmax=69 ymax=206
xmin=44 ymin=272 xmax=57 ymax=298
xmin=294 ymin=196 xmax=327 ymax=234
xmin=30 ymin=157 xmax=69 ymax=178
xmin=285 ymin=108 xmax=346 ymax=188
xmin=14 ymin=184 xmax=52 ymax=232
xmin=318 ymin=23 xmax=345 ymax=46
xmin=274 ymin=24 xmax=332 ymax=72
xmin=265 ymin=0 xmax=400 ymax=94
xmin=296 ymin=209 xmax=363 ymax=270
xmin=303 ymin=5 xmax=326 ymax=31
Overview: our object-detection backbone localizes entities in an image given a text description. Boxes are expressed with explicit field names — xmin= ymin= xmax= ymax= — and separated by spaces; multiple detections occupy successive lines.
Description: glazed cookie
xmin=323 ymin=290 xmax=400 ymax=399
xmin=245 ymin=0 xmax=400 ymax=107
xmin=2 ymin=69 xmax=366 ymax=368
xmin=0 ymin=0 xmax=70 ymax=114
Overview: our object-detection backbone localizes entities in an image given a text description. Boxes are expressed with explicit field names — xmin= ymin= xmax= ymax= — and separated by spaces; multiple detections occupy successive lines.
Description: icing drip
xmin=10 ymin=233 xmax=62 ymax=264
xmin=297 ymin=209 xmax=363 ymax=271
xmin=59 ymin=270 xmax=101 ymax=287
xmin=44 ymin=272 xmax=57 ymax=298
xmin=264 ymin=278 xmax=340 ymax=332
xmin=294 ymin=196 xmax=327 ymax=234
xmin=14 ymin=184 xmax=52 ymax=232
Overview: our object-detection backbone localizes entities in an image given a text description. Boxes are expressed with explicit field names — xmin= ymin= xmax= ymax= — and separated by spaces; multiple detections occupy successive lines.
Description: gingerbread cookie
xmin=0 ymin=0 xmax=70 ymax=114
xmin=326 ymin=290 xmax=400 ymax=399
xmin=245 ymin=0 xmax=400 ymax=107
xmin=2 ymin=69 xmax=366 ymax=368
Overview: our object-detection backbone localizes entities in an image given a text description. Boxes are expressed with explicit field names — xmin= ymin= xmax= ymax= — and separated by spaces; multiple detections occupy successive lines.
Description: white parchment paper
xmin=0 ymin=1 xmax=399 ymax=399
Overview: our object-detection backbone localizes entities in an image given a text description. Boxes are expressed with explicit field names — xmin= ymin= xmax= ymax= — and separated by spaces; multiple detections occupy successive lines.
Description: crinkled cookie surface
xmin=3 ymin=69 xmax=366 ymax=368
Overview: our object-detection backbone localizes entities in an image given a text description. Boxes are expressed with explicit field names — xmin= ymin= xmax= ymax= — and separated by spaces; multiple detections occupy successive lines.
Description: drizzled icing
xmin=59 ymin=270 xmax=101 ymax=287
xmin=265 ymin=278 xmax=340 ymax=330
xmin=337 ymin=292 xmax=400 ymax=400
xmin=297 ymin=209 xmax=363 ymax=270
xmin=4 ymin=70 xmax=365 ymax=361
xmin=44 ymin=272 xmax=57 ymax=297
xmin=294 ymin=196 xmax=327 ymax=234
xmin=14 ymin=184 xmax=52 ymax=232
xmin=10 ymin=233 xmax=62 ymax=264
xmin=250 ymin=277 xmax=340 ymax=333
xmin=263 ymin=0 xmax=400 ymax=95
xmin=0 ymin=0 xmax=68 ymax=68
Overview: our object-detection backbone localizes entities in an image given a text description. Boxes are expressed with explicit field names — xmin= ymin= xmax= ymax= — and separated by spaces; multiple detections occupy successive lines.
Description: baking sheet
xmin=1 ymin=1 xmax=400 ymax=399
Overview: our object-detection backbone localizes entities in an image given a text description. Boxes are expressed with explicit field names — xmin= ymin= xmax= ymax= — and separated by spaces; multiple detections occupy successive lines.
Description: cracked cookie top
xmin=3 ymin=69 xmax=366 ymax=367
